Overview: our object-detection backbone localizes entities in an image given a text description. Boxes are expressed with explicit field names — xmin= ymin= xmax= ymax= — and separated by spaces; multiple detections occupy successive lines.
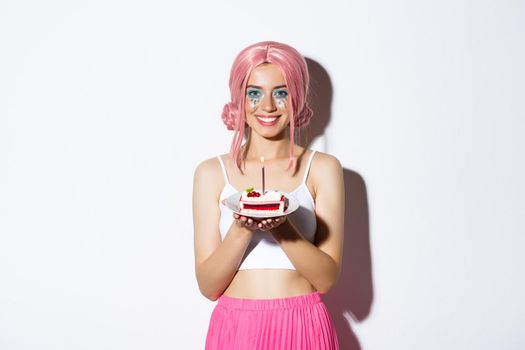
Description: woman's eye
xmin=273 ymin=90 xmax=288 ymax=99
xmin=247 ymin=90 xmax=262 ymax=99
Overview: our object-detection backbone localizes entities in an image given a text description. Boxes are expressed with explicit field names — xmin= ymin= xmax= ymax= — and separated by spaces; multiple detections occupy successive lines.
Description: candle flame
xmin=260 ymin=156 xmax=264 ymax=164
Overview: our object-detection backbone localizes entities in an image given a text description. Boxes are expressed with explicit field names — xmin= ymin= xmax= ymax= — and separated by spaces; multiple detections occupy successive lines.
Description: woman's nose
xmin=261 ymin=94 xmax=277 ymax=112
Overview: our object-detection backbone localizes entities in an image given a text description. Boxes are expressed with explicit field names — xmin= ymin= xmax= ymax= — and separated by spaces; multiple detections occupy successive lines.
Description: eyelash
xmin=247 ymin=90 xmax=262 ymax=99
xmin=246 ymin=89 xmax=288 ymax=99
xmin=273 ymin=90 xmax=288 ymax=99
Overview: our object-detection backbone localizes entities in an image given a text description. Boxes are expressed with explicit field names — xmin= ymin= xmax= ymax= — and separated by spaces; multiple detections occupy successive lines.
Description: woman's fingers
xmin=257 ymin=217 xmax=286 ymax=231
xmin=233 ymin=213 xmax=260 ymax=230
xmin=234 ymin=213 xmax=287 ymax=231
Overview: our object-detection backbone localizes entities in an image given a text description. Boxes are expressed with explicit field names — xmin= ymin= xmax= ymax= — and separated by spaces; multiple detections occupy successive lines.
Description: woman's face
xmin=244 ymin=63 xmax=290 ymax=139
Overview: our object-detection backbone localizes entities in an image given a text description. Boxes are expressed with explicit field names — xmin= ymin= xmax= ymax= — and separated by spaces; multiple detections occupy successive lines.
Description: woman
xmin=192 ymin=41 xmax=344 ymax=349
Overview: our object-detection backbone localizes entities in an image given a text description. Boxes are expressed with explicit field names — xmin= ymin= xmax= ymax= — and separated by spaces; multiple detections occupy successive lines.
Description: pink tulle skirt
xmin=205 ymin=291 xmax=339 ymax=350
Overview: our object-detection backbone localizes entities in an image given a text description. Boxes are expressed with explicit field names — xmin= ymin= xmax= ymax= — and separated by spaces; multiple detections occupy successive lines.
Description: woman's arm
xmin=192 ymin=159 xmax=255 ymax=301
xmin=269 ymin=153 xmax=345 ymax=294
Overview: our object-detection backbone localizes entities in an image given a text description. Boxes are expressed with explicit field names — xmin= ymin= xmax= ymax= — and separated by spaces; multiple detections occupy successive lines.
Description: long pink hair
xmin=221 ymin=41 xmax=313 ymax=171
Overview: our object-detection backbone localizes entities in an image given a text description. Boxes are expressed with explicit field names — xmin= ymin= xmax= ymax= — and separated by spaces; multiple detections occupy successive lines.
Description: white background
xmin=1 ymin=1 xmax=524 ymax=349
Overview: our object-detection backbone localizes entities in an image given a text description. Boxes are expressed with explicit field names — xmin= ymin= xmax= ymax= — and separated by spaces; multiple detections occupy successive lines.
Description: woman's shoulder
xmin=308 ymin=150 xmax=343 ymax=184
xmin=309 ymin=150 xmax=342 ymax=169
xmin=193 ymin=154 xmax=229 ymax=186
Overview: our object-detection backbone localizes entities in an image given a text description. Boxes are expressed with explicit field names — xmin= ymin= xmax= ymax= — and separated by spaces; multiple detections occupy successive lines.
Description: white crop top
xmin=217 ymin=151 xmax=317 ymax=270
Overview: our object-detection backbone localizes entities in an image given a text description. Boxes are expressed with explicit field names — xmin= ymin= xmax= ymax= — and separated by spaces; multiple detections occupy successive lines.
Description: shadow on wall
xmin=301 ymin=58 xmax=374 ymax=350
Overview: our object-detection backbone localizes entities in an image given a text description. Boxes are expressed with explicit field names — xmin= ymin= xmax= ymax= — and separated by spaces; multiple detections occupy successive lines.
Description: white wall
xmin=1 ymin=1 xmax=524 ymax=349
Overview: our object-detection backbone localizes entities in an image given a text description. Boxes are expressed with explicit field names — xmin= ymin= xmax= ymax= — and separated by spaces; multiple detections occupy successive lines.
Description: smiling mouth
xmin=256 ymin=115 xmax=281 ymax=124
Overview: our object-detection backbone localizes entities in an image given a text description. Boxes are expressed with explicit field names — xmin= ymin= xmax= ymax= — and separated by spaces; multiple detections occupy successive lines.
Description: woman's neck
xmin=243 ymin=130 xmax=294 ymax=161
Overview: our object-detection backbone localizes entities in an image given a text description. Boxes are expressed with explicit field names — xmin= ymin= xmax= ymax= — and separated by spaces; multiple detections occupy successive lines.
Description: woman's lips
xmin=255 ymin=115 xmax=281 ymax=126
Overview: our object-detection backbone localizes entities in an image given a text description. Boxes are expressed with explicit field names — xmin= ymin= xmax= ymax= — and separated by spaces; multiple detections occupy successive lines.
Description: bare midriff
xmin=222 ymin=269 xmax=316 ymax=299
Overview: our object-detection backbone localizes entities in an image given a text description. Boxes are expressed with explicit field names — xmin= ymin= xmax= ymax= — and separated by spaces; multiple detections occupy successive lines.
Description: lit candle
xmin=261 ymin=156 xmax=265 ymax=194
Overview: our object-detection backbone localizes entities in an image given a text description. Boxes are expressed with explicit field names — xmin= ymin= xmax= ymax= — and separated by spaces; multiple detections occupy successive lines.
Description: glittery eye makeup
xmin=247 ymin=88 xmax=263 ymax=100
xmin=272 ymin=89 xmax=288 ymax=108
xmin=272 ymin=89 xmax=288 ymax=100
xmin=246 ymin=86 xmax=288 ymax=110
xmin=246 ymin=88 xmax=263 ymax=110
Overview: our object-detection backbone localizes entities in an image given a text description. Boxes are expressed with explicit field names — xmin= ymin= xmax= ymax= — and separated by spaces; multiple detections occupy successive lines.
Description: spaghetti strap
xmin=302 ymin=150 xmax=317 ymax=184
xmin=216 ymin=156 xmax=230 ymax=185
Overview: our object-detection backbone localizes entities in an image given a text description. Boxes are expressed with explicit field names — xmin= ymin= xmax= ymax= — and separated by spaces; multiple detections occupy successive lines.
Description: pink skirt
xmin=205 ymin=291 xmax=339 ymax=350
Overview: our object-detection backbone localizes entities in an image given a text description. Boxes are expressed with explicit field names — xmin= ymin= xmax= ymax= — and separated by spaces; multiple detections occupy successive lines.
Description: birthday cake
xmin=239 ymin=188 xmax=287 ymax=215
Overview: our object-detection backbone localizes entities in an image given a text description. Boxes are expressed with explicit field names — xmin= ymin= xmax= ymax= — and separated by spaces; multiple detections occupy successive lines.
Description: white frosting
xmin=240 ymin=189 xmax=283 ymax=201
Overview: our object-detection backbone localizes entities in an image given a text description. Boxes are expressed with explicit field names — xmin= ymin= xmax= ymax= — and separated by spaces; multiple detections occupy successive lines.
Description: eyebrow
xmin=246 ymin=84 xmax=287 ymax=90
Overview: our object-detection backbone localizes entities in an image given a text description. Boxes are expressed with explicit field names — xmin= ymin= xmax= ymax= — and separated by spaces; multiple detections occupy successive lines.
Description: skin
xmin=193 ymin=63 xmax=345 ymax=300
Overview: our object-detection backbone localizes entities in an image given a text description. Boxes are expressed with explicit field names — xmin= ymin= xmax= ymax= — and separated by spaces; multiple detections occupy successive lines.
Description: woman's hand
xmin=233 ymin=213 xmax=260 ymax=231
xmin=233 ymin=213 xmax=287 ymax=232
xmin=256 ymin=216 xmax=287 ymax=231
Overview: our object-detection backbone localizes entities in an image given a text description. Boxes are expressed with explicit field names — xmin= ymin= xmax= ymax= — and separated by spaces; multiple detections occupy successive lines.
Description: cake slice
xmin=239 ymin=188 xmax=287 ymax=215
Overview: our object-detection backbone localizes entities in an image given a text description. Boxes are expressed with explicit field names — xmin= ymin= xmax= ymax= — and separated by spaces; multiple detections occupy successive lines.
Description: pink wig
xmin=221 ymin=41 xmax=313 ymax=171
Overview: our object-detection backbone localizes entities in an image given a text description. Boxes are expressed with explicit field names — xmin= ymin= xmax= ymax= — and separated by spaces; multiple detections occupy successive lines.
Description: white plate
xmin=222 ymin=191 xmax=299 ymax=218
